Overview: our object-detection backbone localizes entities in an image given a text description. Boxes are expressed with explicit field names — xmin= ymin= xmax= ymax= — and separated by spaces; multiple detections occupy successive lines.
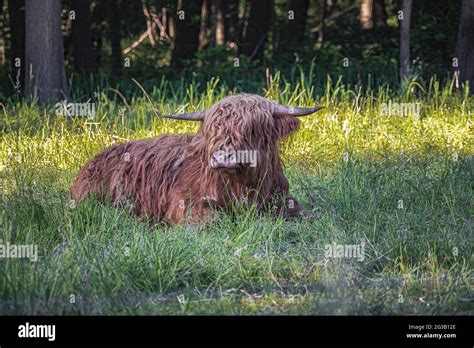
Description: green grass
xmin=0 ymin=73 xmax=472 ymax=315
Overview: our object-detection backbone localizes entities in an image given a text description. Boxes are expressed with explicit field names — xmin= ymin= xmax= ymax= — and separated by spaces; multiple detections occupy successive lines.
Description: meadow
xmin=0 ymin=72 xmax=472 ymax=314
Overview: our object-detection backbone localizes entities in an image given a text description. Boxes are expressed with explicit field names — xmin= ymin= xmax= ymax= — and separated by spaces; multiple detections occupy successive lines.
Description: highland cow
xmin=70 ymin=94 xmax=323 ymax=225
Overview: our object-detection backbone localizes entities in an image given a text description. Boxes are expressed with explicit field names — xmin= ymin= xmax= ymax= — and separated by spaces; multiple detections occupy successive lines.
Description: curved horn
xmin=273 ymin=104 xmax=325 ymax=117
xmin=162 ymin=110 xmax=206 ymax=121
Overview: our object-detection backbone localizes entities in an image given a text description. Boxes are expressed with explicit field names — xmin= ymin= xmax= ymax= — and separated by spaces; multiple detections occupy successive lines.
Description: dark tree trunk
xmin=318 ymin=0 xmax=337 ymax=43
xmin=171 ymin=0 xmax=202 ymax=69
xmin=373 ymin=0 xmax=387 ymax=28
xmin=25 ymin=0 xmax=69 ymax=104
xmin=241 ymin=0 xmax=250 ymax=44
xmin=0 ymin=0 xmax=5 ymax=65
xmin=454 ymin=0 xmax=474 ymax=88
xmin=198 ymin=0 xmax=210 ymax=51
xmin=71 ymin=0 xmax=96 ymax=73
xmin=8 ymin=0 xmax=25 ymax=92
xmin=242 ymin=0 xmax=273 ymax=61
xmin=224 ymin=0 xmax=239 ymax=45
xmin=107 ymin=0 xmax=122 ymax=75
xmin=209 ymin=0 xmax=216 ymax=45
xmin=281 ymin=0 xmax=309 ymax=47
xmin=399 ymin=0 xmax=412 ymax=80
xmin=63 ymin=11 xmax=73 ymax=61
xmin=91 ymin=0 xmax=104 ymax=71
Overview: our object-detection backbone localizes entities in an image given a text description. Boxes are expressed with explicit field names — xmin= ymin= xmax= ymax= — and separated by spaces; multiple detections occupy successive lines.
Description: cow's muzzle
xmin=210 ymin=149 xmax=241 ymax=169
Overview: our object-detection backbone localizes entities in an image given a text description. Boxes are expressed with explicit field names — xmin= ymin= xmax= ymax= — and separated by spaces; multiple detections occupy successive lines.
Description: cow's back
xmin=70 ymin=134 xmax=199 ymax=220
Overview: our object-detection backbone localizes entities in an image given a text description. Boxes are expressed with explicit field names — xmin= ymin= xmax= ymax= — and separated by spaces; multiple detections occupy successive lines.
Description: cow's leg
xmin=166 ymin=196 xmax=217 ymax=225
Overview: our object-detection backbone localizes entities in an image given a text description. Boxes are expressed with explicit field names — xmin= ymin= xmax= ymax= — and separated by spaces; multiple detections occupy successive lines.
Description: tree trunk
xmin=168 ymin=11 xmax=175 ymax=39
xmin=373 ymin=0 xmax=387 ymax=28
xmin=8 ymin=0 xmax=25 ymax=92
xmin=91 ymin=1 xmax=104 ymax=73
xmin=198 ymin=0 xmax=210 ymax=51
xmin=209 ymin=0 xmax=215 ymax=45
xmin=224 ymin=0 xmax=239 ymax=45
xmin=283 ymin=0 xmax=309 ymax=46
xmin=25 ymin=0 xmax=69 ymax=104
xmin=242 ymin=0 xmax=273 ymax=61
xmin=107 ymin=0 xmax=122 ymax=75
xmin=399 ymin=0 xmax=412 ymax=80
xmin=214 ymin=0 xmax=225 ymax=45
xmin=71 ymin=0 xmax=95 ymax=73
xmin=0 ymin=0 xmax=5 ymax=65
xmin=360 ymin=0 xmax=373 ymax=30
xmin=327 ymin=0 xmax=337 ymax=13
xmin=141 ymin=0 xmax=156 ymax=47
xmin=63 ymin=11 xmax=73 ymax=61
xmin=160 ymin=7 xmax=168 ymax=40
xmin=171 ymin=0 xmax=202 ymax=69
xmin=240 ymin=0 xmax=250 ymax=44
xmin=454 ymin=0 xmax=474 ymax=88
xmin=148 ymin=4 xmax=160 ymax=44
xmin=318 ymin=0 xmax=337 ymax=43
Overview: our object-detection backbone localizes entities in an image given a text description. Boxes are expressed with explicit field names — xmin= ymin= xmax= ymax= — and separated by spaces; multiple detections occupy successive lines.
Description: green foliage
xmin=0 ymin=0 xmax=462 ymax=97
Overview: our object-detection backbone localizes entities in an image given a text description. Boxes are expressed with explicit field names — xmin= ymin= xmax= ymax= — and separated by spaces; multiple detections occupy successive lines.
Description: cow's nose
xmin=210 ymin=150 xmax=239 ymax=169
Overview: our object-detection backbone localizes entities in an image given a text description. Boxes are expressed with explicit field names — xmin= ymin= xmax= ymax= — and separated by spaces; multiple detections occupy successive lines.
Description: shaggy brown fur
xmin=71 ymin=94 xmax=306 ymax=225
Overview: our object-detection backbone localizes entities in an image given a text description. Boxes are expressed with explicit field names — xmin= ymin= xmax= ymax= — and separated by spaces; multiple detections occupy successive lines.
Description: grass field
xmin=0 ymin=74 xmax=472 ymax=314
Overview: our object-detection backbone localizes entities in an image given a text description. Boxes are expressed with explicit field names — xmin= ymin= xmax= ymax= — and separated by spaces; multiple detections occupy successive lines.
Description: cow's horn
xmin=273 ymin=104 xmax=325 ymax=117
xmin=162 ymin=110 xmax=205 ymax=121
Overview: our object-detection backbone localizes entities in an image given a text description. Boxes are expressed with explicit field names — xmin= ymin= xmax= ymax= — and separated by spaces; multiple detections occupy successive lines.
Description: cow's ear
xmin=274 ymin=115 xmax=301 ymax=139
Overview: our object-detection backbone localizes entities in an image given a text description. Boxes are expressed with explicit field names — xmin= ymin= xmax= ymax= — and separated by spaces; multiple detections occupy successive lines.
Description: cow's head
xmin=163 ymin=94 xmax=324 ymax=172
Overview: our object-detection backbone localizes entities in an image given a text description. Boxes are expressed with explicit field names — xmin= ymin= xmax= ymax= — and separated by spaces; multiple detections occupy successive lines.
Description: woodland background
xmin=0 ymin=0 xmax=471 ymax=102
